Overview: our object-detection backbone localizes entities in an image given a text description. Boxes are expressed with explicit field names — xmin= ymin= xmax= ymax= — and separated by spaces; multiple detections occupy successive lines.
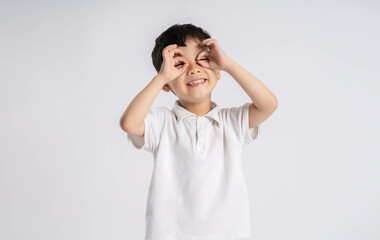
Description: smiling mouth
xmin=186 ymin=79 xmax=207 ymax=87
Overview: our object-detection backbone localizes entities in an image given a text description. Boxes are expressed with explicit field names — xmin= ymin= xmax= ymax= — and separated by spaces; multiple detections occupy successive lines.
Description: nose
xmin=187 ymin=61 xmax=202 ymax=75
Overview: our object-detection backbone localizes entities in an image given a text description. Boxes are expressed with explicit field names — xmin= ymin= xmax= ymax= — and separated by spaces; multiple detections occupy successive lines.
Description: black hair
xmin=151 ymin=23 xmax=211 ymax=95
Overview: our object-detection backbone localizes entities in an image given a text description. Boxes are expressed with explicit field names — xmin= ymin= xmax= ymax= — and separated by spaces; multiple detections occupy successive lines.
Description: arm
xmin=119 ymin=75 xmax=166 ymax=136
xmin=120 ymin=44 xmax=190 ymax=136
xmin=198 ymin=38 xmax=278 ymax=129
xmin=225 ymin=61 xmax=278 ymax=128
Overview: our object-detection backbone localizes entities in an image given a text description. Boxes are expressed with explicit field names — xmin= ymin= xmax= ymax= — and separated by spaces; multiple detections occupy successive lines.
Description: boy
xmin=120 ymin=23 xmax=277 ymax=240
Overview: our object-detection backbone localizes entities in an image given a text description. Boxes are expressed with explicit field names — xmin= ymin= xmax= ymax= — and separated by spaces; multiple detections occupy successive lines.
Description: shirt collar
xmin=172 ymin=100 xmax=221 ymax=128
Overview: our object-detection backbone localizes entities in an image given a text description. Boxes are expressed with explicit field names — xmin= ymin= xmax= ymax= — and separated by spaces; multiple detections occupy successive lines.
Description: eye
xmin=175 ymin=58 xmax=209 ymax=67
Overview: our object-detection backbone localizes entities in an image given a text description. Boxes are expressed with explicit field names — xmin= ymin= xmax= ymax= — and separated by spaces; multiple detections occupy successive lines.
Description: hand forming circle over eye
xmin=158 ymin=44 xmax=189 ymax=83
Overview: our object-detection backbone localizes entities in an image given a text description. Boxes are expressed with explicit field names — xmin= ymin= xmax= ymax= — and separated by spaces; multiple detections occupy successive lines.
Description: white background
xmin=1 ymin=0 xmax=379 ymax=239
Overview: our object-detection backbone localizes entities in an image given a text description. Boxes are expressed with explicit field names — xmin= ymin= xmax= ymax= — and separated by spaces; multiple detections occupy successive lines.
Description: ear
xmin=216 ymin=70 xmax=221 ymax=80
xmin=162 ymin=83 xmax=172 ymax=92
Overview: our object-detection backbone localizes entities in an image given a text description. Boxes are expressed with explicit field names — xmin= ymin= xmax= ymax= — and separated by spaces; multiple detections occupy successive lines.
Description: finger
xmin=177 ymin=61 xmax=189 ymax=71
xmin=179 ymin=62 xmax=189 ymax=71
xmin=163 ymin=44 xmax=177 ymax=52
xmin=162 ymin=44 xmax=178 ymax=55
xmin=165 ymin=43 xmax=177 ymax=48
xmin=197 ymin=60 xmax=210 ymax=69
xmin=200 ymin=38 xmax=213 ymax=43
xmin=175 ymin=56 xmax=189 ymax=64
xmin=196 ymin=50 xmax=209 ymax=60
xmin=199 ymin=38 xmax=214 ymax=45
xmin=200 ymin=39 xmax=217 ymax=46
xmin=169 ymin=48 xmax=185 ymax=57
xmin=203 ymin=40 xmax=217 ymax=47
xmin=200 ymin=41 xmax=216 ymax=51
xmin=173 ymin=57 xmax=188 ymax=67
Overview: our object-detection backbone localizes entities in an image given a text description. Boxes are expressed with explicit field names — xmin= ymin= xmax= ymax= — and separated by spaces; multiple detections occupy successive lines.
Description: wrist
xmin=224 ymin=60 xmax=237 ymax=74
xmin=153 ymin=74 xmax=169 ymax=86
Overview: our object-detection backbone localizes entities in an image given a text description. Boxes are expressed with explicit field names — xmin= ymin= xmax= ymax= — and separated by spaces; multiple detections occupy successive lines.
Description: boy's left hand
xmin=196 ymin=38 xmax=233 ymax=71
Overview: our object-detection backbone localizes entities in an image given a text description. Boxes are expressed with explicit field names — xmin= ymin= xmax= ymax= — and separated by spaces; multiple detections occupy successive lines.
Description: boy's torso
xmin=127 ymin=100 xmax=259 ymax=239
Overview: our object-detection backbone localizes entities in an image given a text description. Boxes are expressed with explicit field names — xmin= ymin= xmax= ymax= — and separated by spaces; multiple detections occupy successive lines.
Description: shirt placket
xmin=195 ymin=116 xmax=204 ymax=153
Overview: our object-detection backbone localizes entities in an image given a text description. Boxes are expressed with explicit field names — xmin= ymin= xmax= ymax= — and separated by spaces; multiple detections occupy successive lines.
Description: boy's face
xmin=162 ymin=37 xmax=221 ymax=104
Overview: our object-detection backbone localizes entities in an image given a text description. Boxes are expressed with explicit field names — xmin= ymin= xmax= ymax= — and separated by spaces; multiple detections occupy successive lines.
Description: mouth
xmin=186 ymin=78 xmax=207 ymax=87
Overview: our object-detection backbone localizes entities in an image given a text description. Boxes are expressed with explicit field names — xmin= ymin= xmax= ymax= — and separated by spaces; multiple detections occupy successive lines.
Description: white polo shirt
xmin=127 ymin=100 xmax=260 ymax=240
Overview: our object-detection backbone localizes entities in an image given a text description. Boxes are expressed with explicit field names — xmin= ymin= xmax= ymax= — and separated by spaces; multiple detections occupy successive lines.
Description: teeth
xmin=187 ymin=79 xmax=206 ymax=86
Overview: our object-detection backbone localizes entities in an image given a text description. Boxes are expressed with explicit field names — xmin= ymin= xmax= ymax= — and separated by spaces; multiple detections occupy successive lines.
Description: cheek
xmin=172 ymin=80 xmax=184 ymax=89
xmin=205 ymin=70 xmax=217 ymax=78
xmin=175 ymin=75 xmax=185 ymax=83
xmin=201 ymin=61 xmax=210 ymax=68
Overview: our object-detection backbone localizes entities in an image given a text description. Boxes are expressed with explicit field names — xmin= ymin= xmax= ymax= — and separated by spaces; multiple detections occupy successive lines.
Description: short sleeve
xmin=220 ymin=102 xmax=260 ymax=146
xmin=127 ymin=107 xmax=166 ymax=153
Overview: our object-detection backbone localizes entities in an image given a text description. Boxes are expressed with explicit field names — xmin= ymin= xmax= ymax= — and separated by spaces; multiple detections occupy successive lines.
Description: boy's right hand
xmin=157 ymin=44 xmax=189 ymax=83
